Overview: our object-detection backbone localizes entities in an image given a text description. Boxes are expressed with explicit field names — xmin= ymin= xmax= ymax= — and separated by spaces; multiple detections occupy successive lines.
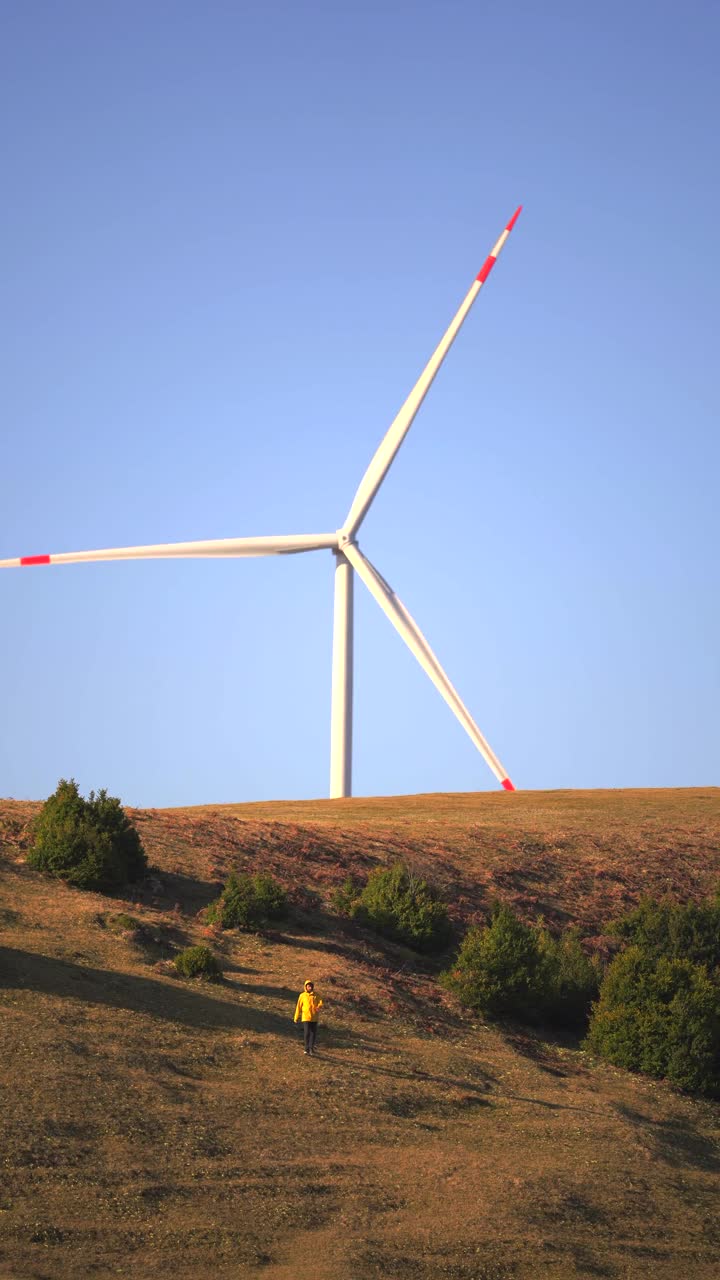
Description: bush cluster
xmin=442 ymin=904 xmax=599 ymax=1029
xmin=207 ymin=871 xmax=288 ymax=931
xmin=349 ymin=862 xmax=451 ymax=954
xmin=441 ymin=892 xmax=720 ymax=1097
xmin=174 ymin=945 xmax=222 ymax=980
xmin=27 ymin=779 xmax=147 ymax=892
xmin=607 ymin=895 xmax=720 ymax=969
xmin=330 ymin=875 xmax=362 ymax=918
xmin=586 ymin=895 xmax=720 ymax=1097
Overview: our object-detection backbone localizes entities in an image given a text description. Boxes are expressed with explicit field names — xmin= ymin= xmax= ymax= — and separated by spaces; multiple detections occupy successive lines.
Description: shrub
xmin=252 ymin=872 xmax=288 ymax=922
xmin=27 ymin=778 xmax=147 ymax=892
xmin=105 ymin=912 xmax=143 ymax=935
xmin=609 ymin=896 xmax=720 ymax=970
xmin=442 ymin=908 xmax=600 ymax=1029
xmin=207 ymin=871 xmax=288 ymax=931
xmin=352 ymin=862 xmax=451 ymax=954
xmin=535 ymin=926 xmax=601 ymax=1029
xmin=442 ymin=904 xmax=541 ymax=1018
xmin=174 ymin=945 xmax=222 ymax=981
xmin=586 ymin=947 xmax=720 ymax=1097
xmin=331 ymin=876 xmax=362 ymax=917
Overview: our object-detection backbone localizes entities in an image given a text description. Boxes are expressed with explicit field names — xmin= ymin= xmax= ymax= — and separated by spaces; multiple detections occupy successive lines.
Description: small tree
xmin=207 ymin=871 xmax=288 ymax=931
xmin=444 ymin=908 xmax=600 ymax=1029
xmin=352 ymin=862 xmax=451 ymax=954
xmin=174 ymin=945 xmax=222 ymax=981
xmin=609 ymin=896 xmax=720 ymax=971
xmin=586 ymin=947 xmax=720 ymax=1097
xmin=536 ymin=926 xmax=601 ymax=1029
xmin=442 ymin=904 xmax=541 ymax=1018
xmin=28 ymin=778 xmax=147 ymax=892
xmin=331 ymin=875 xmax=362 ymax=917
xmin=252 ymin=872 xmax=288 ymax=922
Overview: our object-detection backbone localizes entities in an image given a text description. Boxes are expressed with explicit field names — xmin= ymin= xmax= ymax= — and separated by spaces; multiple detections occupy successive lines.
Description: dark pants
xmin=303 ymin=1021 xmax=318 ymax=1053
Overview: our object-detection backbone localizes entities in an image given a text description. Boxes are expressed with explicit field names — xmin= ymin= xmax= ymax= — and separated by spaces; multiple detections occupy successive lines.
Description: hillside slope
xmin=1 ymin=788 xmax=719 ymax=1279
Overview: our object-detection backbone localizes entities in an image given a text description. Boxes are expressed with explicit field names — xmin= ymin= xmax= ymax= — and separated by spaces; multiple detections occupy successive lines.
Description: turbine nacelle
xmin=2 ymin=207 xmax=523 ymax=798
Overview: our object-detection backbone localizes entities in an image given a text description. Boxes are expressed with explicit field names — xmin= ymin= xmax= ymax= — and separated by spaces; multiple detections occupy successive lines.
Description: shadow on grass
xmin=128 ymin=868 xmax=218 ymax=914
xmin=565 ymin=1244 xmax=615 ymax=1277
xmin=0 ymin=945 xmax=296 ymax=1037
xmin=502 ymin=1093 xmax=608 ymax=1116
xmin=206 ymin=954 xmax=260 ymax=976
xmin=316 ymin=1048 xmax=495 ymax=1095
xmin=267 ymin=929 xmax=392 ymax=966
xmin=503 ymin=1024 xmax=584 ymax=1076
xmin=614 ymin=1103 xmax=720 ymax=1173
xmin=225 ymin=976 xmax=299 ymax=1001
xmin=273 ymin=926 xmax=454 ymax=981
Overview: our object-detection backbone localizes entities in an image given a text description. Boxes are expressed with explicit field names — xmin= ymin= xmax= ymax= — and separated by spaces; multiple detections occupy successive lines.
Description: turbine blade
xmin=342 ymin=206 xmax=522 ymax=539
xmin=0 ymin=531 xmax=339 ymax=568
xmin=343 ymin=542 xmax=515 ymax=791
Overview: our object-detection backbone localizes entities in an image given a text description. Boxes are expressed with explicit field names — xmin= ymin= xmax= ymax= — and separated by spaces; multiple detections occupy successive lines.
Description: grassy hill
xmin=1 ymin=787 xmax=719 ymax=1279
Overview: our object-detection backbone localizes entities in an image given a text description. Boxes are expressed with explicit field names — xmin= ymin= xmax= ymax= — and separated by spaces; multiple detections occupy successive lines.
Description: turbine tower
xmin=1 ymin=207 xmax=522 ymax=798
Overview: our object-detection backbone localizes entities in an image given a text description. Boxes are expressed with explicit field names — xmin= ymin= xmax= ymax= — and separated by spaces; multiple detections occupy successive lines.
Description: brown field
xmin=1 ymin=787 xmax=719 ymax=1279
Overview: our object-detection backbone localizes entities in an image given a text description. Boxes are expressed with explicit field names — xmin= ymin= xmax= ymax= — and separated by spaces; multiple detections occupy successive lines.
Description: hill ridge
xmin=1 ymin=787 xmax=720 ymax=1278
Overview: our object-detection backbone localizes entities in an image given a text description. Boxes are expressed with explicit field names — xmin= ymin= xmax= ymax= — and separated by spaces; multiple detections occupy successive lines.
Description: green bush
xmin=27 ymin=778 xmax=147 ymax=892
xmin=535 ymin=926 xmax=601 ymax=1029
xmin=352 ymin=862 xmax=451 ymax=954
xmin=252 ymin=872 xmax=288 ymax=921
xmin=586 ymin=947 xmax=720 ymax=1097
xmin=330 ymin=875 xmax=362 ymax=917
xmin=443 ymin=908 xmax=599 ymax=1029
xmin=586 ymin=890 xmax=720 ymax=1096
xmin=207 ymin=871 xmax=288 ymax=931
xmin=174 ymin=945 xmax=222 ymax=981
xmin=609 ymin=896 xmax=720 ymax=970
xmin=442 ymin=904 xmax=541 ymax=1018
xmin=105 ymin=912 xmax=143 ymax=935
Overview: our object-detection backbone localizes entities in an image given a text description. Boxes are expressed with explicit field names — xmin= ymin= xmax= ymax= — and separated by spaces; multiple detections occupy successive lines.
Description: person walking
xmin=293 ymin=979 xmax=323 ymax=1056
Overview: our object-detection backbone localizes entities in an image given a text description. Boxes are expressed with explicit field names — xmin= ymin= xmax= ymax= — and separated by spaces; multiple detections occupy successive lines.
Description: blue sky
xmin=1 ymin=1 xmax=718 ymax=807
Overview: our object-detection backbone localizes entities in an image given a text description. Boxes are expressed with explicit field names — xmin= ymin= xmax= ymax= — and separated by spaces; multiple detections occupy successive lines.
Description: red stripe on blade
xmin=501 ymin=778 xmax=516 ymax=791
xmin=505 ymin=206 xmax=522 ymax=231
xmin=20 ymin=555 xmax=51 ymax=566
xmin=477 ymin=254 xmax=496 ymax=283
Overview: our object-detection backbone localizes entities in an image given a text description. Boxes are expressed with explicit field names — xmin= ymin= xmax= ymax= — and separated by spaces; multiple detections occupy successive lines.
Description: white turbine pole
xmin=329 ymin=552 xmax=354 ymax=798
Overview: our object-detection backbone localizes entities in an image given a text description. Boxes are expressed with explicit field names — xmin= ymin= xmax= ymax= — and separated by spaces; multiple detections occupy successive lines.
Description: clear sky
xmin=1 ymin=1 xmax=718 ymax=807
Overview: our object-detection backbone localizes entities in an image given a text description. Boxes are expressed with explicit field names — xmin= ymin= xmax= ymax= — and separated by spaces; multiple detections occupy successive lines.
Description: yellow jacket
xmin=294 ymin=988 xmax=323 ymax=1023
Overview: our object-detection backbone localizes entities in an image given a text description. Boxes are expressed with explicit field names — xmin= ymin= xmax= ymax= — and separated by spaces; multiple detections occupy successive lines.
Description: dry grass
xmin=1 ymin=787 xmax=719 ymax=1279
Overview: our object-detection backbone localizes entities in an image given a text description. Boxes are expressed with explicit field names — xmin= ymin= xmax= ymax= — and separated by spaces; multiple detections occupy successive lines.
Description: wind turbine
xmin=2 ymin=206 xmax=522 ymax=798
